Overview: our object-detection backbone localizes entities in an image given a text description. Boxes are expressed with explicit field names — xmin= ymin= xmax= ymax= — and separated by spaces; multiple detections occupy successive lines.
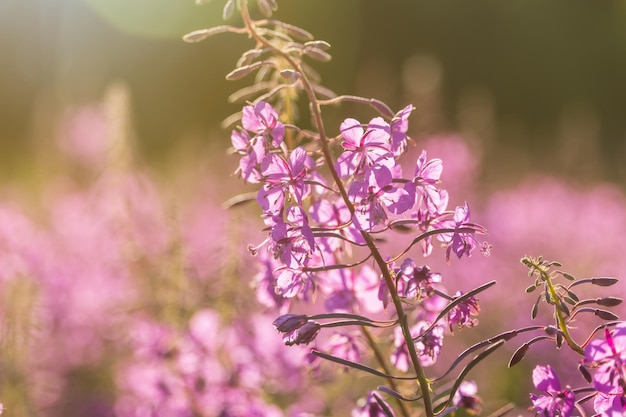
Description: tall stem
xmin=239 ymin=2 xmax=435 ymax=415
xmin=544 ymin=271 xmax=584 ymax=355
xmin=361 ymin=327 xmax=411 ymax=417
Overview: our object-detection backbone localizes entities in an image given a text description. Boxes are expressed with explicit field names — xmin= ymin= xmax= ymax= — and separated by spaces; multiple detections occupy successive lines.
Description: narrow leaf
xmin=432 ymin=326 xmax=543 ymax=381
xmin=413 ymin=281 xmax=496 ymax=341
xmin=311 ymin=349 xmax=417 ymax=380
xmin=222 ymin=0 xmax=235 ymax=20
xmin=225 ymin=61 xmax=266 ymax=80
xmin=183 ymin=26 xmax=242 ymax=42
xmin=221 ymin=192 xmax=257 ymax=209
xmin=436 ymin=340 xmax=505 ymax=413
xmin=376 ymin=385 xmax=420 ymax=402
xmin=372 ymin=392 xmax=396 ymax=417
xmin=304 ymin=47 xmax=332 ymax=62
xmin=256 ymin=0 xmax=273 ymax=17
xmin=304 ymin=40 xmax=331 ymax=51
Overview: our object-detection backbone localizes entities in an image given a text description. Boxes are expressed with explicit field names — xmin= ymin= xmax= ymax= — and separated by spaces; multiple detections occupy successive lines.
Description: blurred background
xmin=2 ymin=0 xmax=626 ymax=415
xmin=3 ymin=0 xmax=626 ymax=183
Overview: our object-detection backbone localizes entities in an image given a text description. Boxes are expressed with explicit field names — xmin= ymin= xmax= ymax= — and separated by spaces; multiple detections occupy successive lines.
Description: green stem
xmin=544 ymin=271 xmax=584 ymax=355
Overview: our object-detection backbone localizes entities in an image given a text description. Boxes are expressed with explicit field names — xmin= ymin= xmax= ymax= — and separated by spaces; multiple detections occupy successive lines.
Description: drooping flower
xmin=529 ymin=365 xmax=575 ymax=417
xmin=278 ymin=320 xmax=321 ymax=346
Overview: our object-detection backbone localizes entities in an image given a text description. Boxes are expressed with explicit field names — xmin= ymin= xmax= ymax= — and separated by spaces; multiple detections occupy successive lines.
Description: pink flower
xmin=388 ymin=104 xmax=414 ymax=156
xmin=348 ymin=165 xmax=414 ymax=232
xmin=529 ymin=365 xmax=575 ymax=417
xmin=241 ymin=100 xmax=285 ymax=148
xmin=257 ymin=147 xmax=309 ymax=216
xmin=335 ymin=117 xmax=394 ymax=178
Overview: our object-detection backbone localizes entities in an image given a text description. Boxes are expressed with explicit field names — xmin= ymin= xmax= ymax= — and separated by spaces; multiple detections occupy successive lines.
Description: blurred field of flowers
xmin=2 ymin=1 xmax=626 ymax=416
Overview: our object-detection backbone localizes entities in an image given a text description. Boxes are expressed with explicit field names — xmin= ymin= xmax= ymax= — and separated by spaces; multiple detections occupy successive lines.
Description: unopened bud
xmin=273 ymin=314 xmax=308 ymax=333
xmin=304 ymin=47 xmax=332 ymax=62
xmin=578 ymin=363 xmax=592 ymax=383
xmin=283 ymin=321 xmax=321 ymax=346
xmin=279 ymin=69 xmax=299 ymax=81
xmin=594 ymin=309 xmax=619 ymax=321
xmin=591 ymin=277 xmax=619 ymax=287
xmin=508 ymin=343 xmax=529 ymax=367
xmin=596 ymin=297 xmax=623 ymax=307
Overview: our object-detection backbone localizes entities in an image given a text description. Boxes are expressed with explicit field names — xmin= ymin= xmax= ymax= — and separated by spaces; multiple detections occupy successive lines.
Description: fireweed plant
xmin=185 ymin=1 xmax=625 ymax=416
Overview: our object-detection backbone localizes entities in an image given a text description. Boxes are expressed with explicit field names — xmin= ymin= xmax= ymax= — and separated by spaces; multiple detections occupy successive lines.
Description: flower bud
xmin=273 ymin=314 xmax=308 ymax=333
xmin=284 ymin=321 xmax=321 ymax=346
xmin=295 ymin=321 xmax=321 ymax=345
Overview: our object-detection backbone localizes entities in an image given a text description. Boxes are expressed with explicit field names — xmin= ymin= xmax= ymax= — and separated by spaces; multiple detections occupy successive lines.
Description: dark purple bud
xmin=508 ymin=343 xmax=529 ymax=367
xmin=273 ymin=314 xmax=308 ymax=333
xmin=284 ymin=321 xmax=321 ymax=346
xmin=594 ymin=309 xmax=619 ymax=321
xmin=531 ymin=301 xmax=539 ymax=320
xmin=578 ymin=363 xmax=592 ymax=383
xmin=596 ymin=297 xmax=623 ymax=307
xmin=544 ymin=326 xmax=559 ymax=336
xmin=591 ymin=277 xmax=619 ymax=287
xmin=556 ymin=332 xmax=563 ymax=348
